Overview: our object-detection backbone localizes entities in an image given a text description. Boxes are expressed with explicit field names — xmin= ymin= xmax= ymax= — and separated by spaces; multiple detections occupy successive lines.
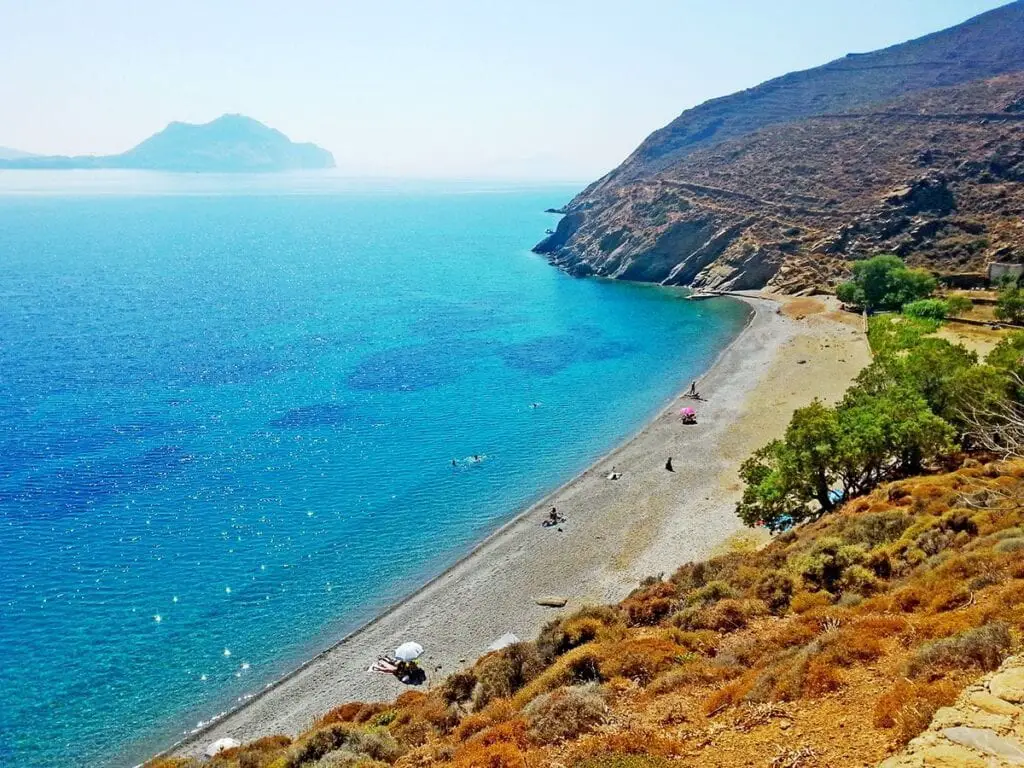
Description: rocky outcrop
xmin=880 ymin=655 xmax=1024 ymax=767
xmin=538 ymin=2 xmax=1024 ymax=293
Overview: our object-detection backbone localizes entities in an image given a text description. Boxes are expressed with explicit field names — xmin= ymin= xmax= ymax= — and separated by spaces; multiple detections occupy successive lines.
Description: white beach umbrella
xmin=205 ymin=737 xmax=241 ymax=757
xmin=394 ymin=641 xmax=424 ymax=661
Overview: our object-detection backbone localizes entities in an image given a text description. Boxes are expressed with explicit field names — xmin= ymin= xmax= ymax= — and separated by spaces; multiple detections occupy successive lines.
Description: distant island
xmin=0 ymin=114 xmax=335 ymax=172
xmin=0 ymin=146 xmax=38 ymax=161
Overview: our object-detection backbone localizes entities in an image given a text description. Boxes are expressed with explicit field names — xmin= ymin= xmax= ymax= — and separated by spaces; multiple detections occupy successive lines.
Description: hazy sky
xmin=0 ymin=0 xmax=1011 ymax=179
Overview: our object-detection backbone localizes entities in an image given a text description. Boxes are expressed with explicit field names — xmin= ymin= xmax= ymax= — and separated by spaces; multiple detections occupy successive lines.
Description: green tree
xmin=987 ymin=331 xmax=1024 ymax=374
xmin=836 ymin=254 xmax=937 ymax=312
xmin=737 ymin=388 xmax=954 ymax=531
xmin=995 ymin=284 xmax=1024 ymax=325
xmin=736 ymin=401 xmax=840 ymax=530
xmin=945 ymin=295 xmax=973 ymax=317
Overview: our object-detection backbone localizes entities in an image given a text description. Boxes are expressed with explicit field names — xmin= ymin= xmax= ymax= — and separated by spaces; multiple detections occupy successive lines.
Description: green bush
xmin=945 ymin=295 xmax=973 ymax=316
xmin=996 ymin=284 xmax=1024 ymax=325
xmin=902 ymin=298 xmax=951 ymax=321
xmin=867 ymin=315 xmax=941 ymax=354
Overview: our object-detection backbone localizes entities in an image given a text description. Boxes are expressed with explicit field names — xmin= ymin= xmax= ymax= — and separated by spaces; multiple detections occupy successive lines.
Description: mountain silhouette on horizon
xmin=0 ymin=114 xmax=335 ymax=172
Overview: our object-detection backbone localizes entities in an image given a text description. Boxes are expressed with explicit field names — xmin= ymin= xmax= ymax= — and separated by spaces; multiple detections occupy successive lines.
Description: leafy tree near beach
xmin=736 ymin=387 xmax=952 ymax=531
xmin=856 ymin=336 xmax=978 ymax=425
xmin=836 ymin=254 xmax=937 ymax=312
xmin=738 ymin=316 xmax=1024 ymax=531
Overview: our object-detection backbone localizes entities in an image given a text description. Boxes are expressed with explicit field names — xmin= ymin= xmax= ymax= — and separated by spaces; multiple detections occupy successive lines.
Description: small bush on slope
xmin=523 ymin=685 xmax=608 ymax=744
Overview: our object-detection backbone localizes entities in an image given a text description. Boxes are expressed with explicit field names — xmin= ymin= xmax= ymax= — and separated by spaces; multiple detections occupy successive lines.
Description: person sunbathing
xmin=542 ymin=507 xmax=565 ymax=527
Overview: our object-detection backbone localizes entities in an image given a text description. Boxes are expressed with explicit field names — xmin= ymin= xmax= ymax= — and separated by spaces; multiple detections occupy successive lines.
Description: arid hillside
xmin=538 ymin=74 xmax=1024 ymax=293
xmin=587 ymin=1 xmax=1024 ymax=192
xmin=149 ymin=459 xmax=1024 ymax=768
xmin=538 ymin=1 xmax=1024 ymax=293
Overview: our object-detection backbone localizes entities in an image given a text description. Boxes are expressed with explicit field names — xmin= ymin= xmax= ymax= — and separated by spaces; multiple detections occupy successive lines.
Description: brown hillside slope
xmin=583 ymin=1 xmax=1024 ymax=194
xmin=150 ymin=460 xmax=1024 ymax=768
xmin=537 ymin=73 xmax=1024 ymax=293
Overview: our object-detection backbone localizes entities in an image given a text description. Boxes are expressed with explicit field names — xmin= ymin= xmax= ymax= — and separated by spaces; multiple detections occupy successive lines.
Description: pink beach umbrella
xmin=680 ymin=407 xmax=696 ymax=417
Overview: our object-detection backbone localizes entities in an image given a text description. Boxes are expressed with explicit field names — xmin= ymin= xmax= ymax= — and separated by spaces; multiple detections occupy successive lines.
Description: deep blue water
xmin=0 ymin=173 xmax=749 ymax=767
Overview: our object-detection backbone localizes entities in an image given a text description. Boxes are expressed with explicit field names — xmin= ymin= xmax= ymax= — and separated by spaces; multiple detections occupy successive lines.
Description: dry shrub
xmin=722 ymin=618 xmax=820 ymax=671
xmin=284 ymin=724 xmax=404 ymax=768
xmin=824 ymin=629 xmax=884 ymax=664
xmin=602 ymin=637 xmax=686 ymax=686
xmin=450 ymin=741 xmax=527 ymax=768
xmin=838 ymin=509 xmax=914 ymax=548
xmin=745 ymin=648 xmax=811 ymax=703
xmin=673 ymin=598 xmax=767 ymax=632
xmin=454 ymin=700 xmax=515 ymax=742
xmin=318 ymin=703 xmax=389 ymax=727
xmin=472 ymin=643 xmax=544 ymax=710
xmin=929 ymin=585 xmax=972 ymax=612
xmin=235 ymin=735 xmax=293 ymax=768
xmin=523 ymin=685 xmax=608 ymax=744
xmin=666 ymin=628 xmax=719 ymax=654
xmin=463 ymin=718 xmax=527 ymax=750
xmin=649 ymin=658 xmax=741 ymax=695
xmin=621 ymin=582 xmax=677 ymax=627
xmin=836 ymin=564 xmax=882 ymax=596
xmin=790 ymin=591 xmax=832 ymax=614
xmin=995 ymin=537 xmax=1024 ymax=553
xmin=570 ymin=756 xmax=672 ymax=768
xmin=574 ymin=729 xmax=683 ymax=760
xmin=906 ymin=622 xmax=1012 ymax=679
xmin=1001 ymin=581 xmax=1024 ymax=606
xmin=1011 ymin=558 xmax=1024 ymax=579
xmin=756 ymin=571 xmax=795 ymax=615
xmin=802 ymin=656 xmax=844 ymax=696
xmin=703 ymin=673 xmax=756 ymax=715
xmin=852 ymin=615 xmax=911 ymax=638
xmin=891 ymin=586 xmax=927 ymax=613
xmin=686 ymin=580 xmax=738 ymax=606
xmin=389 ymin=691 xmax=458 ymax=744
xmin=441 ymin=670 xmax=478 ymax=706
xmin=312 ymin=750 xmax=389 ymax=768
xmin=536 ymin=606 xmax=622 ymax=662
xmin=874 ymin=679 xmax=959 ymax=745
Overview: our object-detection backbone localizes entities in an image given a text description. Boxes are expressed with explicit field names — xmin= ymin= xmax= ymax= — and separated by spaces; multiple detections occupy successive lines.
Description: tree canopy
xmin=736 ymin=320 xmax=1024 ymax=532
xmin=836 ymin=254 xmax=937 ymax=312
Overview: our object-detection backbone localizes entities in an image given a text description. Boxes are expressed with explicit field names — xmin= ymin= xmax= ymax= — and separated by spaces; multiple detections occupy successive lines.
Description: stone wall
xmin=880 ymin=655 xmax=1024 ymax=766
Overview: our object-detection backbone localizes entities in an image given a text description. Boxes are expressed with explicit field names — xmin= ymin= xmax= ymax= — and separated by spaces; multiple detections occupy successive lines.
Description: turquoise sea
xmin=0 ymin=172 xmax=749 ymax=767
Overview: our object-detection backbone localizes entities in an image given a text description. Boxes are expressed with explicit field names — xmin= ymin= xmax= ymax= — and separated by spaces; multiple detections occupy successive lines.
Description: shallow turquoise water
xmin=0 ymin=173 xmax=749 ymax=767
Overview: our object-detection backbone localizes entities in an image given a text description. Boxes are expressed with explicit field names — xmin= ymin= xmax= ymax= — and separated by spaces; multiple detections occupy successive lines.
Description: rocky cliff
xmin=538 ymin=1 xmax=1024 ymax=292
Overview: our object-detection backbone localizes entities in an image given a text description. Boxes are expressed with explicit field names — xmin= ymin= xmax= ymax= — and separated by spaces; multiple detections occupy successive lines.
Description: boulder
xmin=991 ymin=668 xmax=1024 ymax=703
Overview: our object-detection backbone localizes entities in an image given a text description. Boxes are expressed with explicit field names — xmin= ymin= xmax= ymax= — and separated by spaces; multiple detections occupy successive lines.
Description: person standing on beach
xmin=688 ymin=381 xmax=698 ymax=397
xmin=665 ymin=457 xmax=674 ymax=472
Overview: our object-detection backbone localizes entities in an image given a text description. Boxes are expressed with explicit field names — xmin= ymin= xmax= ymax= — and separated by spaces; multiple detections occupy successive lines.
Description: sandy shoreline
xmin=163 ymin=292 xmax=869 ymax=763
